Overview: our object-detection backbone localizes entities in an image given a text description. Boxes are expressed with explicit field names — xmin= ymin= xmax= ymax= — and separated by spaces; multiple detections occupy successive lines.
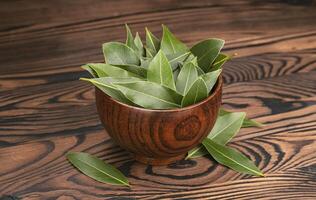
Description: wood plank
xmin=0 ymin=1 xmax=315 ymax=77
xmin=0 ymin=0 xmax=315 ymax=199
xmin=0 ymin=105 xmax=315 ymax=198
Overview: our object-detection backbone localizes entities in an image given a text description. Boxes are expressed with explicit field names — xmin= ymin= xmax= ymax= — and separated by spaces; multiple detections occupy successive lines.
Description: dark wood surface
xmin=0 ymin=0 xmax=315 ymax=199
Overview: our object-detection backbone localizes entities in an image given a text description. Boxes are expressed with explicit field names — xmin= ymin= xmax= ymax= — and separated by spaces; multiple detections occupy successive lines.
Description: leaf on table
xmin=181 ymin=78 xmax=208 ymax=107
xmin=242 ymin=118 xmax=264 ymax=128
xmin=167 ymin=51 xmax=191 ymax=70
xmin=80 ymin=77 xmax=139 ymax=104
xmin=114 ymin=81 xmax=183 ymax=109
xmin=201 ymin=69 xmax=222 ymax=93
xmin=186 ymin=145 xmax=208 ymax=159
xmin=125 ymin=24 xmax=137 ymax=51
xmin=220 ymin=108 xmax=264 ymax=128
xmin=161 ymin=25 xmax=188 ymax=55
xmin=67 ymin=152 xmax=130 ymax=186
xmin=202 ymin=139 xmax=264 ymax=176
xmin=211 ymin=53 xmax=230 ymax=71
xmin=82 ymin=63 xmax=143 ymax=79
xmin=147 ymin=50 xmax=176 ymax=90
xmin=145 ymin=27 xmax=160 ymax=57
xmin=208 ymin=111 xmax=246 ymax=145
xmin=103 ymin=42 xmax=140 ymax=66
xmin=186 ymin=109 xmax=245 ymax=159
xmin=134 ymin=32 xmax=144 ymax=57
xmin=81 ymin=65 xmax=98 ymax=78
xmin=190 ymin=39 xmax=225 ymax=72
xmin=176 ymin=61 xmax=198 ymax=95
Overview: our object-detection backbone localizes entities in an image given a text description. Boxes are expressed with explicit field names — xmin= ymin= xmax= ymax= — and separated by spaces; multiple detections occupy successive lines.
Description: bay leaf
xmin=189 ymin=56 xmax=205 ymax=75
xmin=202 ymin=139 xmax=264 ymax=176
xmin=147 ymin=50 xmax=176 ymax=90
xmin=220 ymin=108 xmax=263 ymax=128
xmin=103 ymin=42 xmax=140 ymax=66
xmin=183 ymin=53 xmax=196 ymax=63
xmin=186 ymin=110 xmax=245 ymax=159
xmin=81 ymin=65 xmax=98 ymax=78
xmin=140 ymin=57 xmax=152 ymax=69
xmin=125 ymin=24 xmax=137 ymax=51
xmin=186 ymin=145 xmax=208 ymax=159
xmin=201 ymin=69 xmax=222 ymax=93
xmin=113 ymin=64 xmax=147 ymax=77
xmin=190 ymin=39 xmax=225 ymax=72
xmin=176 ymin=61 xmax=198 ymax=95
xmin=208 ymin=111 xmax=246 ymax=145
xmin=145 ymin=47 xmax=154 ymax=58
xmin=181 ymin=78 xmax=208 ymax=107
xmin=80 ymin=77 xmax=139 ymax=104
xmin=242 ymin=119 xmax=264 ymax=128
xmin=167 ymin=51 xmax=191 ymax=70
xmin=145 ymin=27 xmax=160 ymax=56
xmin=173 ymin=66 xmax=181 ymax=81
xmin=114 ymin=81 xmax=183 ymax=109
xmin=67 ymin=152 xmax=130 ymax=186
xmin=134 ymin=32 xmax=144 ymax=57
xmin=212 ymin=53 xmax=230 ymax=71
xmin=161 ymin=25 xmax=188 ymax=55
xmin=186 ymin=109 xmax=260 ymax=159
xmin=82 ymin=63 xmax=143 ymax=79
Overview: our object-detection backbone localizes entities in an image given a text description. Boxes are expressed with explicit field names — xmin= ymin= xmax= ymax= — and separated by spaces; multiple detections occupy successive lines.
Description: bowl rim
xmin=96 ymin=76 xmax=222 ymax=113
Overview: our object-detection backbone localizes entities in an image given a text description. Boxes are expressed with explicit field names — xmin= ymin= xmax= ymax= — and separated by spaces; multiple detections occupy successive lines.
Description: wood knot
xmin=174 ymin=116 xmax=201 ymax=141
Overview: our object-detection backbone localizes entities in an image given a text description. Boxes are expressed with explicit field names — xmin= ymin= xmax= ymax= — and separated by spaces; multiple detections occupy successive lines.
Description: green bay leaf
xmin=186 ymin=109 xmax=261 ymax=159
xmin=114 ymin=81 xmax=182 ymax=109
xmin=181 ymin=78 xmax=208 ymax=107
xmin=125 ymin=24 xmax=137 ymax=51
xmin=134 ymin=32 xmax=144 ymax=57
xmin=113 ymin=64 xmax=147 ymax=77
xmin=208 ymin=111 xmax=246 ymax=145
xmin=167 ymin=51 xmax=191 ymax=70
xmin=67 ymin=152 xmax=130 ymax=186
xmin=161 ymin=25 xmax=188 ymax=55
xmin=186 ymin=110 xmax=245 ymax=159
xmin=81 ymin=65 xmax=98 ymax=78
xmin=147 ymin=50 xmax=176 ymax=90
xmin=186 ymin=145 xmax=208 ymax=159
xmin=82 ymin=63 xmax=143 ymax=79
xmin=145 ymin=27 xmax=160 ymax=56
xmin=201 ymin=69 xmax=222 ymax=94
xmin=103 ymin=42 xmax=140 ymax=66
xmin=242 ymin=119 xmax=264 ymax=128
xmin=176 ymin=61 xmax=198 ymax=95
xmin=212 ymin=53 xmax=230 ymax=71
xmin=220 ymin=108 xmax=263 ymax=128
xmin=202 ymin=139 xmax=264 ymax=176
xmin=190 ymin=39 xmax=225 ymax=72
xmin=80 ymin=77 xmax=139 ymax=105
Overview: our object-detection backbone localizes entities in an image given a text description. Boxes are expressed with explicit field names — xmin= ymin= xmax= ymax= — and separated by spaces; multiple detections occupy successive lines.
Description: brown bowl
xmin=95 ymin=77 xmax=222 ymax=165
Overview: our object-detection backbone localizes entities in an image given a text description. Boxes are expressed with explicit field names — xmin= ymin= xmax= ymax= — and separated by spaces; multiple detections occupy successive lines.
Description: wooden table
xmin=1 ymin=1 xmax=315 ymax=199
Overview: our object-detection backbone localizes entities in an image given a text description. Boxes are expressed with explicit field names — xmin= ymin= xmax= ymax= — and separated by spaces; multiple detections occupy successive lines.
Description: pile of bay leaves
xmin=81 ymin=24 xmax=226 ymax=109
xmin=67 ymin=25 xmax=264 ymax=187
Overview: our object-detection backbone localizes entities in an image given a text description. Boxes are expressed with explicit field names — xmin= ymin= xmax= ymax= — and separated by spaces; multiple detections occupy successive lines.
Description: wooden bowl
xmin=95 ymin=77 xmax=222 ymax=165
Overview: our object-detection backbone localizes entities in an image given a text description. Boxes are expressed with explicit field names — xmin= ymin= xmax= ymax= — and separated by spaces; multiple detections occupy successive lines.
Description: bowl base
xmin=134 ymin=154 xmax=186 ymax=166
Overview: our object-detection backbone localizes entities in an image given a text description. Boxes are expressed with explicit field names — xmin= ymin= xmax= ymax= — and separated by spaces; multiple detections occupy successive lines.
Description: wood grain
xmin=0 ymin=0 xmax=316 ymax=199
